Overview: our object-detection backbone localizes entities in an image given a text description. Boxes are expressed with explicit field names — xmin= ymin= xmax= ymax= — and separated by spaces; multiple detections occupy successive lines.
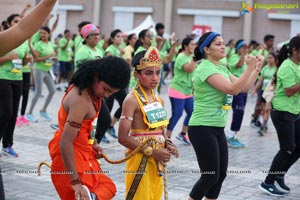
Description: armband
xmin=67 ymin=121 xmax=82 ymax=129
xmin=120 ymin=116 xmax=133 ymax=121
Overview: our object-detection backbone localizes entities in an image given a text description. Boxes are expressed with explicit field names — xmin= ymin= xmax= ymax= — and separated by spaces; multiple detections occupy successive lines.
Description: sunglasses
xmin=88 ymin=33 xmax=100 ymax=37
xmin=145 ymin=34 xmax=153 ymax=38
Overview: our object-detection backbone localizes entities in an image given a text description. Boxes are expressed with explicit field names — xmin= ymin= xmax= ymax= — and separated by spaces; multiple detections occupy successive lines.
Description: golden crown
xmin=136 ymin=46 xmax=162 ymax=70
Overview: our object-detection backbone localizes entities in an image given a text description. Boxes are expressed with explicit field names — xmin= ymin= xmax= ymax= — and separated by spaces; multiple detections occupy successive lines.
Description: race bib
xmin=222 ymin=94 xmax=233 ymax=110
xmin=262 ymin=79 xmax=270 ymax=90
xmin=45 ymin=59 xmax=54 ymax=67
xmin=143 ymin=102 xmax=169 ymax=128
xmin=11 ymin=59 xmax=22 ymax=73
xmin=67 ymin=48 xmax=72 ymax=56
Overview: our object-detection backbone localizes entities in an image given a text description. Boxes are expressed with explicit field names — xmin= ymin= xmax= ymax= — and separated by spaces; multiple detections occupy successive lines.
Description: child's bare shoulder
xmin=123 ymin=92 xmax=138 ymax=107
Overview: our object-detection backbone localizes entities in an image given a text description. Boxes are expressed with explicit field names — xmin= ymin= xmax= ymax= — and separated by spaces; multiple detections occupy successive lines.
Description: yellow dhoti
xmin=125 ymin=132 xmax=165 ymax=200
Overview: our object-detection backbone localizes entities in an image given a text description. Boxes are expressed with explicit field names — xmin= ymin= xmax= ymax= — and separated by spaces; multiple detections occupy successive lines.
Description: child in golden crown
xmin=118 ymin=46 xmax=179 ymax=200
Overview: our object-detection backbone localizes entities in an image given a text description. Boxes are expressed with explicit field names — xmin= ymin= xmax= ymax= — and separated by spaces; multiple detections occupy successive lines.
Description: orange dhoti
xmin=48 ymin=85 xmax=116 ymax=200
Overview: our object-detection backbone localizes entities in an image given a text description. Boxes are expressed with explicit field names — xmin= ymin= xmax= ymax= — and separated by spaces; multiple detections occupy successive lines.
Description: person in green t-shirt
xmin=104 ymin=29 xmax=128 ymax=143
xmin=74 ymin=24 xmax=103 ymax=71
xmin=74 ymin=21 xmax=91 ymax=55
xmin=219 ymin=39 xmax=235 ymax=68
xmin=105 ymin=29 xmax=124 ymax=57
xmin=187 ymin=32 xmax=264 ymax=200
xmin=123 ymin=33 xmax=138 ymax=90
xmin=56 ymin=29 xmax=74 ymax=91
xmin=26 ymin=26 xmax=56 ymax=123
xmin=248 ymin=40 xmax=259 ymax=56
xmin=251 ymin=34 xmax=275 ymax=128
xmin=130 ymin=29 xmax=153 ymax=90
xmin=259 ymin=36 xmax=300 ymax=197
xmin=0 ymin=13 xmax=27 ymax=158
xmin=251 ymin=52 xmax=277 ymax=135
xmin=16 ymin=40 xmax=34 ymax=127
xmin=166 ymin=37 xmax=196 ymax=146
xmin=227 ymin=39 xmax=249 ymax=148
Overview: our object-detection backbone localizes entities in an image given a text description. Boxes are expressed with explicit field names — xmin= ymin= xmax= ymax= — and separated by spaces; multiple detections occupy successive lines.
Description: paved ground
xmin=1 ymin=79 xmax=300 ymax=200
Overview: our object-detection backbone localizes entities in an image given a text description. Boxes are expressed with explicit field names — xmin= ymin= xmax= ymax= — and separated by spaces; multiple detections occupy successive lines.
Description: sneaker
xmin=234 ymin=137 xmax=246 ymax=148
xmin=251 ymin=119 xmax=261 ymax=128
xmin=20 ymin=116 xmax=30 ymax=125
xmin=25 ymin=114 xmax=38 ymax=123
xmin=81 ymin=185 xmax=98 ymax=200
xmin=107 ymin=127 xmax=117 ymax=138
xmin=258 ymin=128 xmax=265 ymax=136
xmin=176 ymin=133 xmax=191 ymax=146
xmin=227 ymin=137 xmax=240 ymax=148
xmin=2 ymin=147 xmax=18 ymax=157
xmin=15 ymin=117 xmax=21 ymax=127
xmin=275 ymin=176 xmax=290 ymax=193
xmin=259 ymin=182 xmax=285 ymax=197
xmin=50 ymin=124 xmax=59 ymax=130
xmin=101 ymin=135 xmax=110 ymax=144
xmin=227 ymin=137 xmax=246 ymax=148
xmin=40 ymin=111 xmax=52 ymax=121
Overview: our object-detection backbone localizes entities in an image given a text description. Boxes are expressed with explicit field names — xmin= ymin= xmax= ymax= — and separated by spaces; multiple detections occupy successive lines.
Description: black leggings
xmin=20 ymin=72 xmax=31 ymax=115
xmin=265 ymin=109 xmax=300 ymax=184
xmin=106 ymin=89 xmax=127 ymax=119
xmin=188 ymin=126 xmax=228 ymax=199
xmin=0 ymin=80 xmax=22 ymax=148
xmin=95 ymin=99 xmax=111 ymax=142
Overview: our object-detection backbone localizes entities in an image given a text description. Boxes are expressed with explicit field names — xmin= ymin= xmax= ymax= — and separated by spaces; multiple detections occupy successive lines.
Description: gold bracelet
xmin=143 ymin=146 xmax=153 ymax=156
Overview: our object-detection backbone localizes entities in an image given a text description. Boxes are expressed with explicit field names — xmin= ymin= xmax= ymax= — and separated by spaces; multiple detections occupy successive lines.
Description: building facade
xmin=1 ymin=0 xmax=299 ymax=47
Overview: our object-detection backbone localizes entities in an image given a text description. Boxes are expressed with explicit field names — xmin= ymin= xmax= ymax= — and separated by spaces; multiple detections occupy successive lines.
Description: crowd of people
xmin=0 ymin=1 xmax=300 ymax=200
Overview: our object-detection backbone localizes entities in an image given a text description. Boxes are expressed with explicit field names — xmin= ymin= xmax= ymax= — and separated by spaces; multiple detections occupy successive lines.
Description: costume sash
xmin=126 ymin=155 xmax=148 ymax=200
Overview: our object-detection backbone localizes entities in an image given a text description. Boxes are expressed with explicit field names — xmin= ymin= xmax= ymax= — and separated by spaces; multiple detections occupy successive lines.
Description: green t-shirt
xmin=172 ymin=45 xmax=181 ymax=62
xmin=58 ymin=37 xmax=74 ymax=62
xmin=18 ymin=40 xmax=32 ymax=73
xmin=272 ymin=58 xmax=300 ymax=114
xmin=119 ymin=41 xmax=126 ymax=49
xmin=0 ymin=47 xmax=25 ymax=80
xmin=96 ymin=40 xmax=105 ymax=57
xmin=105 ymin=45 xmax=121 ymax=57
xmin=134 ymin=46 xmax=146 ymax=56
xmin=260 ymin=65 xmax=277 ymax=90
xmin=34 ymin=41 xmax=55 ymax=72
xmin=189 ymin=59 xmax=232 ymax=127
xmin=152 ymin=36 xmax=170 ymax=52
xmin=219 ymin=46 xmax=235 ymax=68
xmin=170 ymin=53 xmax=194 ymax=95
xmin=74 ymin=45 xmax=104 ymax=71
xmin=74 ymin=35 xmax=83 ymax=55
xmin=251 ymin=49 xmax=258 ymax=56
xmin=228 ymin=53 xmax=247 ymax=77
xmin=31 ymin=31 xmax=40 ymax=45
xmin=257 ymin=49 xmax=269 ymax=61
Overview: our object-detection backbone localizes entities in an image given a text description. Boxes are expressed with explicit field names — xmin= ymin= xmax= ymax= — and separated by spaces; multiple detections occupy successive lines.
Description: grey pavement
xmin=1 ymin=78 xmax=300 ymax=200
